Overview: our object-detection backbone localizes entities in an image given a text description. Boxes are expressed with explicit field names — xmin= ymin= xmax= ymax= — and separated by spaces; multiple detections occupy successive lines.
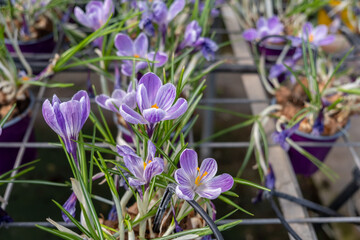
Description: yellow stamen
xmin=22 ymin=76 xmax=30 ymax=81
xmin=134 ymin=54 xmax=140 ymax=58
xmin=195 ymin=170 xmax=208 ymax=186
xmin=151 ymin=103 xmax=159 ymax=109
xmin=144 ymin=160 xmax=152 ymax=170
xmin=309 ymin=34 xmax=314 ymax=42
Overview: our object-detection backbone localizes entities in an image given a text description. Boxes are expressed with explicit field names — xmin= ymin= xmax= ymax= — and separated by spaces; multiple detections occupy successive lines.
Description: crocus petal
xmin=199 ymin=158 xmax=218 ymax=183
xmin=62 ymin=192 xmax=77 ymax=223
xmin=134 ymin=33 xmax=148 ymax=57
xmin=318 ymin=35 xmax=335 ymax=46
xmin=302 ymin=22 xmax=313 ymax=36
xmin=102 ymin=0 xmax=114 ymax=20
xmin=312 ymin=25 xmax=328 ymax=42
xmin=42 ymin=99 xmax=63 ymax=136
xmin=74 ymin=7 xmax=92 ymax=28
xmin=121 ymin=62 xmax=134 ymax=76
xmin=269 ymin=64 xmax=286 ymax=79
xmin=176 ymin=185 xmax=195 ymax=200
xmin=152 ymin=1 xmax=168 ymax=24
xmin=95 ymin=95 xmax=119 ymax=112
xmin=139 ymin=72 xmax=162 ymax=104
xmin=120 ymin=104 xmax=147 ymax=124
xmin=129 ymin=177 xmax=146 ymax=187
xmin=142 ymin=108 xmax=166 ymax=123
xmin=267 ymin=16 xmax=280 ymax=29
xmin=256 ymin=17 xmax=266 ymax=29
xmin=147 ymin=51 xmax=168 ymax=67
xmin=196 ymin=186 xmax=222 ymax=200
xmin=154 ymin=83 xmax=176 ymax=110
xmin=147 ymin=140 xmax=156 ymax=161
xmin=117 ymin=145 xmax=137 ymax=157
xmin=167 ymin=0 xmax=185 ymax=22
xmin=179 ymin=149 xmax=198 ymax=180
xmin=123 ymin=155 xmax=144 ymax=180
xmin=204 ymin=173 xmax=234 ymax=193
xmin=242 ymin=29 xmax=257 ymax=41
xmin=115 ymin=33 xmax=134 ymax=56
xmin=144 ymin=157 xmax=164 ymax=182
xmin=72 ymin=90 xmax=90 ymax=127
xmin=123 ymin=91 xmax=137 ymax=109
xmin=137 ymin=84 xmax=151 ymax=112
xmin=174 ymin=168 xmax=192 ymax=186
xmin=163 ymin=98 xmax=188 ymax=120
xmin=135 ymin=61 xmax=148 ymax=73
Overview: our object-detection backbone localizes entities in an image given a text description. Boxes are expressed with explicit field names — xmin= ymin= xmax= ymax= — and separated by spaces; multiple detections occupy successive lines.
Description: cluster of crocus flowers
xmin=117 ymin=140 xmax=164 ymax=190
xmin=74 ymin=0 xmax=114 ymax=46
xmin=114 ymin=33 xmax=168 ymax=76
xmin=119 ymin=72 xmax=188 ymax=125
xmin=42 ymin=90 xmax=90 ymax=159
xmin=138 ymin=0 xmax=185 ymax=38
xmin=242 ymin=16 xmax=284 ymax=42
xmin=178 ymin=20 xmax=219 ymax=61
xmin=174 ymin=149 xmax=234 ymax=200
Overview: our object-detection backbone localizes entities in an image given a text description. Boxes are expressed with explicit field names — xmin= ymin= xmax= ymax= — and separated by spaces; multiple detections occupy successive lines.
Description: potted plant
xmin=38 ymin=71 xmax=267 ymax=239
xmin=2 ymin=0 xmax=68 ymax=54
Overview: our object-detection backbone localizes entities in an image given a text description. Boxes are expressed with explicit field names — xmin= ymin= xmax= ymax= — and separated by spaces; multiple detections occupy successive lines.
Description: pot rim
xmin=3 ymin=90 xmax=35 ymax=129
xmin=5 ymin=33 xmax=54 ymax=46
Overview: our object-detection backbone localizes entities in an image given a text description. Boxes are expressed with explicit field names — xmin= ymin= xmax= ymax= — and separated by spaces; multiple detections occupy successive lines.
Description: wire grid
xmin=2 ymin=35 xmax=360 ymax=239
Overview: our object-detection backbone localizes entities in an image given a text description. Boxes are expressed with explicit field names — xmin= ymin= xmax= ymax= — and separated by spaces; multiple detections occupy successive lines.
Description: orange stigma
xmin=151 ymin=103 xmax=159 ymax=109
xmin=195 ymin=167 xmax=208 ymax=186
xmin=134 ymin=54 xmax=140 ymax=58
xmin=22 ymin=76 xmax=30 ymax=81
xmin=308 ymin=34 xmax=314 ymax=42
xmin=144 ymin=160 xmax=152 ymax=170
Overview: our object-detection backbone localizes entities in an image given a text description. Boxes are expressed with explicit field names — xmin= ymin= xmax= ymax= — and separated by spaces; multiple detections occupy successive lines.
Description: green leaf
xmin=218 ymin=195 xmax=253 ymax=216
xmin=36 ymin=225 xmax=84 ymax=240
xmin=233 ymin=178 xmax=270 ymax=191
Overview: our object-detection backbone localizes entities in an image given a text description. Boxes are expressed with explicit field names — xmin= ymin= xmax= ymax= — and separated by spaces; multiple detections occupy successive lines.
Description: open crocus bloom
xmin=120 ymin=72 xmax=188 ymax=125
xmin=242 ymin=16 xmax=284 ymax=42
xmin=42 ymin=91 xmax=90 ymax=157
xmin=74 ymin=0 xmax=114 ymax=30
xmin=115 ymin=33 xmax=168 ymax=76
xmin=117 ymin=140 xmax=164 ymax=188
xmin=300 ymin=22 xmax=335 ymax=47
xmin=175 ymin=149 xmax=234 ymax=200
xmin=95 ymin=86 xmax=136 ymax=113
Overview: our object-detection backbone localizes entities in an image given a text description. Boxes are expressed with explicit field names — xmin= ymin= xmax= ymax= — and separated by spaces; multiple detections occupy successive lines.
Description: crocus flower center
xmin=195 ymin=167 xmax=208 ymax=186
xmin=134 ymin=54 xmax=140 ymax=58
xmin=144 ymin=160 xmax=152 ymax=170
xmin=309 ymin=33 xmax=314 ymax=42
xmin=151 ymin=103 xmax=159 ymax=109
xmin=22 ymin=76 xmax=30 ymax=81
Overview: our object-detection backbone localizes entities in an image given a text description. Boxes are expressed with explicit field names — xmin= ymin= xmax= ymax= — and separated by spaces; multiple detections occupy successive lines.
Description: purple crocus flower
xmin=114 ymin=33 xmax=168 ymax=76
xmin=252 ymin=165 xmax=275 ymax=204
xmin=139 ymin=0 xmax=185 ymax=39
xmin=107 ymin=205 xmax=117 ymax=221
xmin=301 ymin=22 xmax=335 ymax=47
xmin=243 ymin=16 xmax=284 ymax=42
xmin=174 ymin=149 xmax=234 ymax=200
xmin=119 ymin=72 xmax=188 ymax=125
xmin=179 ymin=20 xmax=202 ymax=50
xmin=95 ymin=87 xmax=136 ymax=113
xmin=62 ymin=192 xmax=77 ymax=223
xmin=117 ymin=140 xmax=164 ymax=189
xmin=74 ymin=0 xmax=114 ymax=46
xmin=178 ymin=21 xmax=218 ymax=61
xmin=42 ymin=91 xmax=90 ymax=158
xmin=271 ymin=123 xmax=299 ymax=151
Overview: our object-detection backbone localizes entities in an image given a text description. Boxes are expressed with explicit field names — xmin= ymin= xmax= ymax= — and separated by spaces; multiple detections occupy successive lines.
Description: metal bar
xmin=1 ymin=85 xmax=46 ymax=210
xmin=3 ymin=217 xmax=360 ymax=228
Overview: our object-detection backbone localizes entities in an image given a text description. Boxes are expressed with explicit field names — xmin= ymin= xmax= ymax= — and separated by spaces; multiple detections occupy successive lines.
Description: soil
xmin=0 ymin=90 xmax=30 ymax=121
xmin=274 ymin=77 xmax=349 ymax=136
xmin=99 ymin=201 xmax=206 ymax=239
xmin=7 ymin=15 xmax=53 ymax=42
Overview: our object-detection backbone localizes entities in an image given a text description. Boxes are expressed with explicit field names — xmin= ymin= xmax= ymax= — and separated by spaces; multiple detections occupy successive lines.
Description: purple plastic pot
xmin=247 ymin=35 xmax=297 ymax=64
xmin=287 ymin=122 xmax=350 ymax=176
xmin=5 ymin=33 xmax=55 ymax=54
xmin=0 ymin=92 xmax=36 ymax=175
